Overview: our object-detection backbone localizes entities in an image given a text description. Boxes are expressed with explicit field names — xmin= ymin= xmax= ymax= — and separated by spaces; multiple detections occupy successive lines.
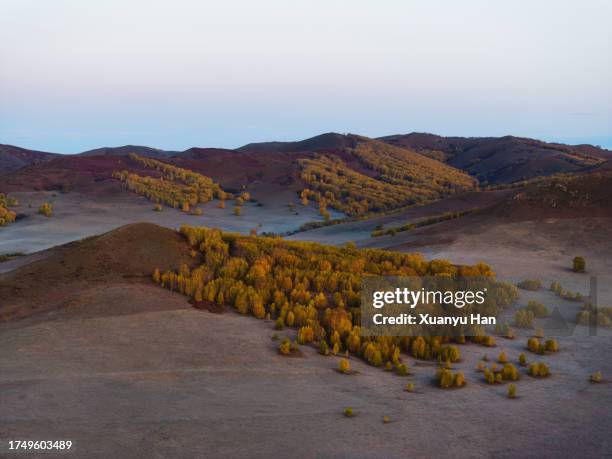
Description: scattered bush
xmin=526 ymin=300 xmax=549 ymax=318
xmin=405 ymin=382 xmax=414 ymax=392
xmin=573 ymin=256 xmax=586 ymax=273
xmin=38 ymin=202 xmax=53 ymax=217
xmin=517 ymin=279 xmax=542 ymax=291
xmin=483 ymin=363 xmax=519 ymax=383
xmin=518 ymin=353 xmax=527 ymax=366
xmin=344 ymin=407 xmax=354 ymax=417
xmin=550 ymin=281 xmax=584 ymax=302
xmin=383 ymin=416 xmax=390 ymax=424
xmin=0 ymin=194 xmax=18 ymax=227
xmin=528 ymin=362 xmax=550 ymax=378
xmin=437 ymin=368 xmax=465 ymax=388
xmin=576 ymin=310 xmax=611 ymax=328
xmin=275 ymin=317 xmax=284 ymax=330
xmin=482 ymin=336 xmax=497 ymax=347
xmin=508 ymin=384 xmax=517 ymax=399
xmin=590 ymin=371 xmax=603 ymax=383
xmin=395 ymin=363 xmax=409 ymax=376
xmin=544 ymin=339 xmax=558 ymax=353
xmin=339 ymin=358 xmax=351 ymax=374
xmin=501 ymin=363 xmax=520 ymax=381
xmin=498 ymin=352 xmax=508 ymax=364
xmin=527 ymin=337 xmax=540 ymax=353
xmin=279 ymin=338 xmax=292 ymax=355
xmin=319 ymin=340 xmax=330 ymax=356
xmin=440 ymin=345 xmax=461 ymax=363
xmin=514 ymin=309 xmax=535 ymax=329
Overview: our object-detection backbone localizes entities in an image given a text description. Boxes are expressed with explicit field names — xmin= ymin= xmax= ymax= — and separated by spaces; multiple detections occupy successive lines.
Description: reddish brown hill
xmin=78 ymin=145 xmax=178 ymax=158
xmin=0 ymin=223 xmax=192 ymax=321
xmin=379 ymin=133 xmax=610 ymax=184
xmin=0 ymin=155 xmax=161 ymax=193
xmin=172 ymin=148 xmax=305 ymax=190
xmin=499 ymin=171 xmax=612 ymax=219
xmin=238 ymin=132 xmax=355 ymax=153
xmin=0 ymin=144 xmax=59 ymax=174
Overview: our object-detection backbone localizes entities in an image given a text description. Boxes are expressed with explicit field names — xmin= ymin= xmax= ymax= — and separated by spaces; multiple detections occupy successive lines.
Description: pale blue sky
xmin=1 ymin=0 xmax=610 ymax=153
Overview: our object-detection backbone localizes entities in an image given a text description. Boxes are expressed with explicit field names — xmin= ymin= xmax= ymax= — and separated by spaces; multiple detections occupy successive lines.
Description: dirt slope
xmin=0 ymin=223 xmax=192 ymax=321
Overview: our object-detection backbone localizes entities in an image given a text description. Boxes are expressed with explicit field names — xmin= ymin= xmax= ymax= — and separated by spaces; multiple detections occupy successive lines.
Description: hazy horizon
xmin=2 ymin=0 xmax=610 ymax=153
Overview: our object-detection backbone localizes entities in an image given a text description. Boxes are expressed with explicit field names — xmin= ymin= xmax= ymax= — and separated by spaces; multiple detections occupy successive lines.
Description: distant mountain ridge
xmin=2 ymin=132 xmax=609 ymax=191
xmin=378 ymin=132 xmax=611 ymax=184
xmin=0 ymin=144 xmax=59 ymax=174
xmin=78 ymin=145 xmax=178 ymax=158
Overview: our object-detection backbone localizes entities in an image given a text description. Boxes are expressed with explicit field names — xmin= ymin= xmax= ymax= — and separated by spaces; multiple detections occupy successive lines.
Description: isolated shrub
xmin=573 ymin=256 xmax=586 ymax=273
xmin=544 ymin=339 xmax=558 ymax=353
xmin=218 ymin=200 xmax=226 ymax=209
xmin=38 ymin=202 xmax=53 ymax=217
xmin=395 ymin=363 xmax=409 ymax=376
xmin=502 ymin=363 xmax=520 ymax=381
xmin=440 ymin=345 xmax=461 ymax=362
xmin=153 ymin=203 xmax=163 ymax=211
xmin=484 ymin=368 xmax=495 ymax=385
xmin=515 ymin=309 xmax=535 ymax=329
xmin=590 ymin=371 xmax=603 ymax=383
xmin=383 ymin=416 xmax=390 ymax=424
xmin=495 ymin=373 xmax=503 ymax=383
xmin=339 ymin=359 xmax=351 ymax=374
xmin=344 ymin=407 xmax=354 ymax=417
xmin=498 ymin=352 xmax=508 ymax=364
xmin=234 ymin=206 xmax=242 ymax=216
xmin=534 ymin=327 xmax=545 ymax=338
xmin=508 ymin=384 xmax=517 ymax=399
xmin=405 ymin=382 xmax=414 ymax=392
xmin=519 ymin=353 xmax=527 ymax=366
xmin=517 ymin=279 xmax=542 ymax=291
xmin=526 ymin=300 xmax=549 ymax=318
xmin=550 ymin=281 xmax=562 ymax=294
xmin=437 ymin=368 xmax=454 ymax=389
xmin=527 ymin=337 xmax=540 ymax=353
xmin=279 ymin=338 xmax=292 ymax=355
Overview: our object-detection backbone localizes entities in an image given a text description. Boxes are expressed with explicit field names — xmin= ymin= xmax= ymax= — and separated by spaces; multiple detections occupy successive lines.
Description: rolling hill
xmin=0 ymin=144 xmax=59 ymax=174
xmin=0 ymin=222 xmax=192 ymax=321
xmin=78 ymin=145 xmax=178 ymax=158
xmin=379 ymin=133 xmax=610 ymax=184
